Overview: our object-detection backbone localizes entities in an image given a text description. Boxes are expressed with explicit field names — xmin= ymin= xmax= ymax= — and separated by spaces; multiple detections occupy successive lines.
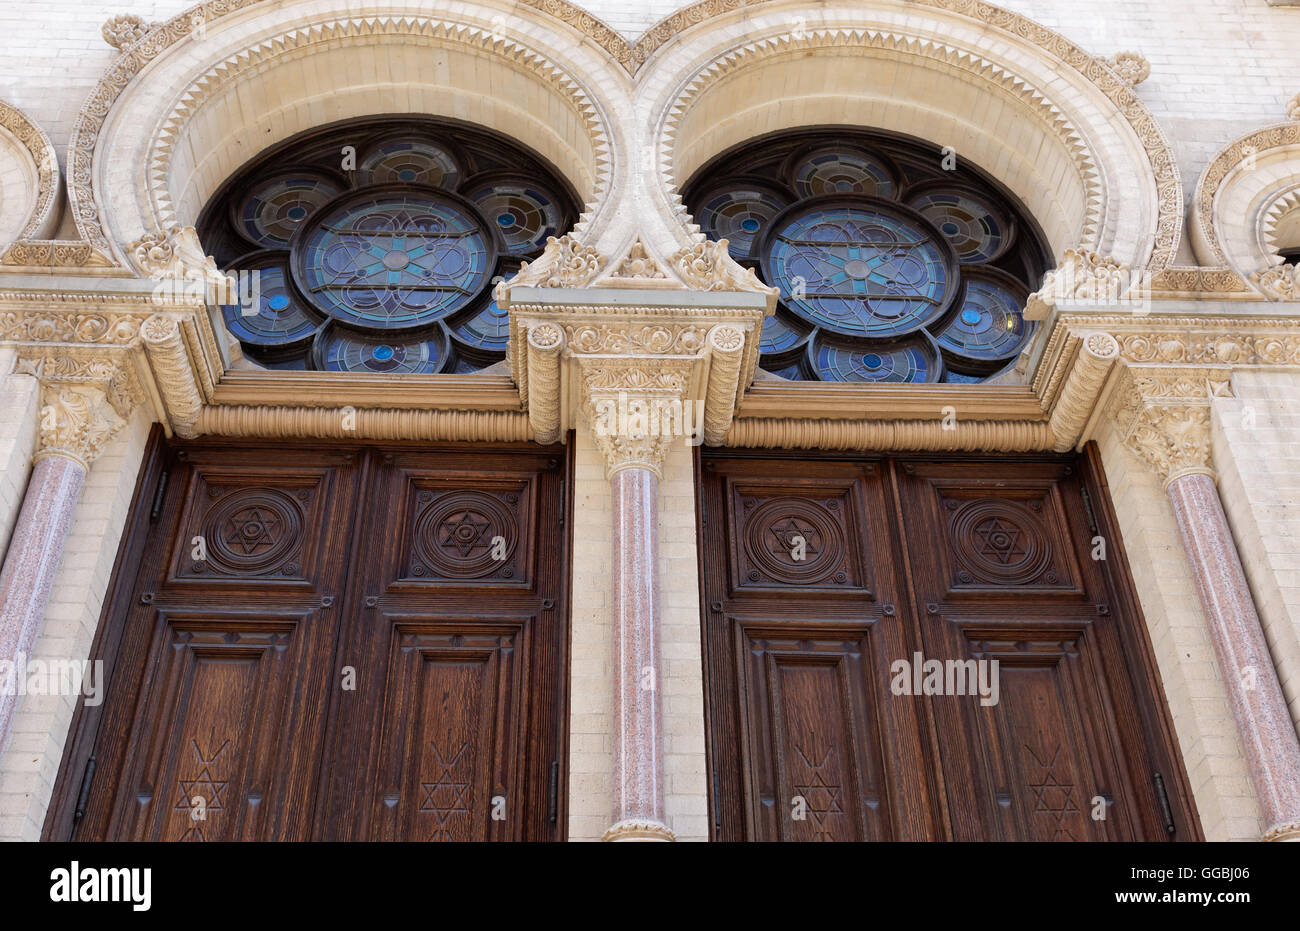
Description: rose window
xmin=198 ymin=118 xmax=579 ymax=373
xmin=684 ymin=131 xmax=1052 ymax=383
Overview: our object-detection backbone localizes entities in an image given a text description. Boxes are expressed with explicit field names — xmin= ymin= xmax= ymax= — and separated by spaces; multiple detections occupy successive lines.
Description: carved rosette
xmin=1110 ymin=369 xmax=1232 ymax=487
xmin=1105 ymin=51 xmax=1151 ymax=87
xmin=35 ymin=385 xmax=129 ymax=472
xmin=102 ymin=14 xmax=153 ymax=50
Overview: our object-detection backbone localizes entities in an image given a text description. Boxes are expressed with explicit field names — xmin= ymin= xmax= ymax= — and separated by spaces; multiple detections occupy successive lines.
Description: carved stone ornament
xmin=1105 ymin=51 xmax=1151 ymax=87
xmin=1252 ymin=264 xmax=1299 ymax=302
xmin=609 ymin=237 xmax=668 ymax=280
xmin=102 ymin=14 xmax=153 ymax=50
xmin=1289 ymin=92 xmax=1300 ymax=123
xmin=129 ymin=226 xmax=226 ymax=284
xmin=1110 ymin=370 xmax=1232 ymax=486
xmin=495 ymin=235 xmax=604 ymax=297
xmin=600 ymin=818 xmax=676 ymax=842
xmin=35 ymin=385 xmax=129 ymax=471
xmin=671 ymin=239 xmax=779 ymax=302
xmin=1025 ymin=250 xmax=1133 ymax=319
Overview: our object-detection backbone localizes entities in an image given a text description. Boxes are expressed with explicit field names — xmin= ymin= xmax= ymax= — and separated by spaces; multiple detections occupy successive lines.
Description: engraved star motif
xmin=437 ymin=510 xmax=493 ymax=558
xmin=793 ymin=735 xmax=843 ymax=842
xmin=767 ymin=517 xmax=821 ymax=564
xmin=1025 ymin=743 xmax=1081 ymax=841
xmin=175 ymin=738 xmax=231 ymax=842
xmin=973 ymin=517 xmax=1026 ymax=565
xmin=224 ymin=506 xmax=280 ymax=555
xmin=419 ymin=741 xmax=472 ymax=842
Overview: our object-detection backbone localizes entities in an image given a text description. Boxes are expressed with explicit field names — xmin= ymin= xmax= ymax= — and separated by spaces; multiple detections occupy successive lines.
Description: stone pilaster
xmin=1113 ymin=371 xmax=1300 ymax=841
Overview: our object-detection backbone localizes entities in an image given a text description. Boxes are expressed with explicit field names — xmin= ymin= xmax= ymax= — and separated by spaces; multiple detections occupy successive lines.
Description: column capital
xmin=1108 ymin=366 xmax=1233 ymax=487
xmin=34 ymin=383 xmax=129 ymax=471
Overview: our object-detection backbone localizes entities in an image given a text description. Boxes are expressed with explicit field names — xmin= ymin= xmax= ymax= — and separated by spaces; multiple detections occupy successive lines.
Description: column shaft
xmin=605 ymin=465 xmax=672 ymax=840
xmin=1167 ymin=472 xmax=1300 ymax=841
xmin=0 ymin=454 xmax=87 ymax=753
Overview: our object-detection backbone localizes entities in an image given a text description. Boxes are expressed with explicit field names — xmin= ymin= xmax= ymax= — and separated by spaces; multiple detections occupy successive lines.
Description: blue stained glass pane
xmin=466 ymin=181 xmax=561 ymax=254
xmin=220 ymin=266 xmax=317 ymax=347
xmin=758 ymin=312 xmax=807 ymax=355
xmin=361 ymin=141 xmax=459 ymax=188
xmin=452 ymin=297 xmax=510 ymax=352
xmin=697 ymin=188 xmax=788 ymax=258
xmin=909 ymin=191 xmax=1007 ymax=263
xmin=318 ymin=330 xmax=442 ymax=373
xmin=794 ymin=152 xmax=894 ymax=199
xmin=814 ymin=340 xmax=933 ymax=383
xmin=935 ymin=276 xmax=1031 ymax=361
xmin=238 ymin=175 xmax=341 ymax=247
xmin=766 ymin=205 xmax=953 ymax=337
xmin=814 ymin=342 xmax=931 ymax=383
xmin=943 ymin=369 xmax=985 ymax=384
xmin=296 ymin=193 xmax=491 ymax=329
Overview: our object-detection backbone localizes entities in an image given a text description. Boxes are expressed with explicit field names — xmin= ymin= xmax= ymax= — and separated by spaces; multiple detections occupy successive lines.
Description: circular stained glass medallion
xmin=934 ymin=269 xmax=1032 ymax=363
xmin=792 ymin=148 xmax=895 ymax=199
xmin=235 ymin=173 xmax=342 ymax=248
xmin=220 ymin=259 xmax=319 ymax=349
xmin=908 ymin=187 xmax=1010 ymax=264
xmin=811 ymin=334 xmax=938 ymax=383
xmin=464 ymin=177 xmax=562 ymax=255
xmin=314 ymin=325 xmax=445 ymax=374
xmin=694 ymin=184 xmax=790 ymax=259
xmin=761 ymin=199 xmax=956 ymax=338
xmin=361 ymin=140 xmax=460 ymax=188
xmin=293 ymin=187 xmax=495 ymax=330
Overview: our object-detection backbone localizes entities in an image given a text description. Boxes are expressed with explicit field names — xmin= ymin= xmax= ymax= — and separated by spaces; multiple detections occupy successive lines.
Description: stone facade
xmin=2 ymin=0 xmax=1300 ymax=841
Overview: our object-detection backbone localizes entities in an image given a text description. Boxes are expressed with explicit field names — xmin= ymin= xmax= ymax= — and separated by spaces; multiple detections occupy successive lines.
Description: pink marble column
xmin=603 ymin=465 xmax=673 ymax=841
xmin=1167 ymin=472 xmax=1300 ymax=841
xmin=0 ymin=454 xmax=86 ymax=755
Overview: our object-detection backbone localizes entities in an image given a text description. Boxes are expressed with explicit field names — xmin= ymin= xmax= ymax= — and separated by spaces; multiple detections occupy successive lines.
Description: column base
xmin=1263 ymin=820 xmax=1300 ymax=842
xmin=601 ymin=819 xmax=676 ymax=842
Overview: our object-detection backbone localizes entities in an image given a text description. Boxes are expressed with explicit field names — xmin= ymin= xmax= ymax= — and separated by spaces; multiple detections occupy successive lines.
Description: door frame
xmin=43 ymin=428 xmax=575 ymax=841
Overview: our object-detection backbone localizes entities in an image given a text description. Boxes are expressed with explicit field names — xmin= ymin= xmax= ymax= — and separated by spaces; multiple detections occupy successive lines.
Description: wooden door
xmin=700 ymin=447 xmax=1200 ymax=842
xmin=48 ymin=435 xmax=570 ymax=842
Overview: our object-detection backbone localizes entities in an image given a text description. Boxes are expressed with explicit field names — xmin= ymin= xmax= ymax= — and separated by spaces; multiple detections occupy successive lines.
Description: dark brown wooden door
xmin=49 ymin=435 xmax=570 ymax=841
xmin=700 ymin=447 xmax=1200 ymax=842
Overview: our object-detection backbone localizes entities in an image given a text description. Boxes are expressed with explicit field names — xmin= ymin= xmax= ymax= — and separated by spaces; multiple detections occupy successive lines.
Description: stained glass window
xmin=685 ymin=131 xmax=1050 ymax=383
xmin=199 ymin=117 xmax=578 ymax=373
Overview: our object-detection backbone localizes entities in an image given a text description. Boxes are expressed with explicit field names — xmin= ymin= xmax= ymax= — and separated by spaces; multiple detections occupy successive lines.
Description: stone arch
xmin=66 ymin=0 xmax=629 ymax=270
xmin=1189 ymin=119 xmax=1300 ymax=300
xmin=634 ymin=0 xmax=1181 ymax=277
xmin=0 ymin=100 xmax=60 ymax=251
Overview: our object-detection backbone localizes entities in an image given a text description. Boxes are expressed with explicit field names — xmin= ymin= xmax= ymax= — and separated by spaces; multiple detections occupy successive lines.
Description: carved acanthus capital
xmin=579 ymin=356 xmax=696 ymax=478
xmin=1109 ymin=368 xmax=1233 ymax=486
xmin=1025 ymin=249 xmax=1135 ymax=320
xmin=35 ymin=385 xmax=129 ymax=471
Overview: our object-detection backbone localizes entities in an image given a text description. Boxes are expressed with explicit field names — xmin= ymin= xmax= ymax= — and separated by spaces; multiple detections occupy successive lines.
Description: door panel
xmin=54 ymin=439 xmax=570 ymax=842
xmin=701 ymin=450 xmax=1200 ymax=842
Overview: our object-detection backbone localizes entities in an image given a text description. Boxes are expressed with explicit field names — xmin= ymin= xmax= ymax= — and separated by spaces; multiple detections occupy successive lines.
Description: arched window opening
xmin=197 ymin=117 xmax=581 ymax=374
xmin=683 ymin=130 xmax=1052 ymax=384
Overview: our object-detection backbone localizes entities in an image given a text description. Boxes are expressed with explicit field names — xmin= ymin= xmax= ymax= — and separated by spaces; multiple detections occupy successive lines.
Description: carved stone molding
xmin=1252 ymin=264 xmax=1299 ymax=302
xmin=1109 ymin=368 xmax=1233 ymax=487
xmin=1263 ymin=819 xmax=1300 ymax=843
xmin=32 ymin=384 xmax=130 ymax=471
xmin=670 ymin=240 xmax=778 ymax=309
xmin=498 ymin=236 xmax=605 ymax=295
xmin=0 ymin=98 xmax=60 ymax=247
xmin=1047 ymin=332 xmax=1120 ymax=452
xmin=129 ymin=226 xmax=225 ymax=285
xmin=600 ymin=818 xmax=676 ymax=842
xmin=140 ymin=314 xmax=203 ymax=438
xmin=1025 ymin=250 xmax=1134 ymax=320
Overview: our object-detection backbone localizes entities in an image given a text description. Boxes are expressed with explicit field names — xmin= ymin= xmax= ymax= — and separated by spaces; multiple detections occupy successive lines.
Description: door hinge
xmin=1080 ymin=486 xmax=1099 ymax=535
xmin=547 ymin=760 xmax=559 ymax=824
xmin=73 ymin=754 xmax=96 ymax=825
xmin=1152 ymin=771 xmax=1177 ymax=836
xmin=149 ymin=469 xmax=169 ymax=522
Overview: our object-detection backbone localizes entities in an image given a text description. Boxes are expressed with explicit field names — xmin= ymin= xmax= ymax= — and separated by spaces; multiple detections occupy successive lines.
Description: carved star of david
xmin=793 ymin=736 xmax=843 ymax=841
xmin=174 ymin=738 xmax=231 ymax=841
xmin=973 ymin=517 xmax=1026 ymax=565
xmin=419 ymin=741 xmax=472 ymax=842
xmin=767 ymin=517 xmax=821 ymax=564
xmin=1025 ymin=743 xmax=1081 ymax=841
xmin=436 ymin=510 xmax=493 ymax=558
xmin=224 ymin=506 xmax=281 ymax=555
